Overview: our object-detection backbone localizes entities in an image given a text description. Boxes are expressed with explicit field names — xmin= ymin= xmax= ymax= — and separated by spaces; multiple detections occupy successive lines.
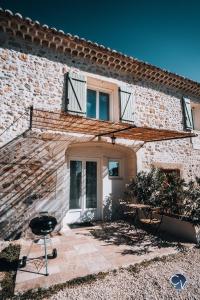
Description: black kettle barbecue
xmin=19 ymin=212 xmax=58 ymax=276
xmin=29 ymin=214 xmax=57 ymax=236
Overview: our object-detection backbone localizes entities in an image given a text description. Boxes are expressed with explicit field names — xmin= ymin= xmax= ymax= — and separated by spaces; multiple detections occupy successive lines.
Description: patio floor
xmin=15 ymin=221 xmax=192 ymax=294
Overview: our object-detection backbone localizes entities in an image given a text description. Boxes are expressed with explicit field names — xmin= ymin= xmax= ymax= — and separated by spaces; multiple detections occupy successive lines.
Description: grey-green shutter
xmin=66 ymin=71 xmax=86 ymax=116
xmin=119 ymin=85 xmax=135 ymax=123
xmin=182 ymin=97 xmax=194 ymax=130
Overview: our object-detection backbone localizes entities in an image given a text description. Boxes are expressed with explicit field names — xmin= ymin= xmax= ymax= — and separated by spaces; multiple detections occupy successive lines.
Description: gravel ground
xmin=48 ymin=247 xmax=200 ymax=300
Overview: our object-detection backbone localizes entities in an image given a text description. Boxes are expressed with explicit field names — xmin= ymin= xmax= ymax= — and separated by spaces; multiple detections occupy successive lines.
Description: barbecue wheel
xmin=19 ymin=256 xmax=27 ymax=268
xmin=47 ymin=248 xmax=57 ymax=259
xmin=52 ymin=248 xmax=57 ymax=258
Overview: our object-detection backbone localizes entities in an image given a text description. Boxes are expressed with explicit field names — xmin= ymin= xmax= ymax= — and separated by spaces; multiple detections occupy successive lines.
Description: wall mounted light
xmin=111 ymin=134 xmax=116 ymax=145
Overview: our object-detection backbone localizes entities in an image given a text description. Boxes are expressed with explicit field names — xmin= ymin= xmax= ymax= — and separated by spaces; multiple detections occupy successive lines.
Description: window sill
xmin=193 ymin=130 xmax=200 ymax=135
xmin=109 ymin=177 xmax=123 ymax=180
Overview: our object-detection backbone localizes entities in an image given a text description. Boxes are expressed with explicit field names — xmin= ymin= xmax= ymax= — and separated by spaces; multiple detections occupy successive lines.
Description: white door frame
xmin=67 ymin=156 xmax=101 ymax=222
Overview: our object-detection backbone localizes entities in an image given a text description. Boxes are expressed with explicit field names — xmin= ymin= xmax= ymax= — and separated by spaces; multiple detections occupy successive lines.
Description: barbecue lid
xmin=29 ymin=212 xmax=57 ymax=236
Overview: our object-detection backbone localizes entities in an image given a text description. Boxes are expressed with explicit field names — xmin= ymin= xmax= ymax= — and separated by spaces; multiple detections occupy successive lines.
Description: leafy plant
xmin=0 ymin=244 xmax=20 ymax=299
xmin=125 ymin=168 xmax=187 ymax=215
xmin=183 ymin=177 xmax=200 ymax=223
xmin=125 ymin=168 xmax=165 ymax=207
xmin=159 ymin=172 xmax=186 ymax=214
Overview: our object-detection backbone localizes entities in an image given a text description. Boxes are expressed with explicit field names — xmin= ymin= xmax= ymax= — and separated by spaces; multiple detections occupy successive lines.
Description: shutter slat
xmin=182 ymin=97 xmax=194 ymax=130
xmin=67 ymin=71 xmax=86 ymax=116
xmin=119 ymin=86 xmax=135 ymax=123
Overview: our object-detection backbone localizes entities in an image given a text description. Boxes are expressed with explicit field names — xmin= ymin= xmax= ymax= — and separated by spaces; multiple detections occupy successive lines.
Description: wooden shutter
xmin=66 ymin=71 xmax=86 ymax=116
xmin=119 ymin=85 xmax=135 ymax=123
xmin=182 ymin=97 xmax=194 ymax=130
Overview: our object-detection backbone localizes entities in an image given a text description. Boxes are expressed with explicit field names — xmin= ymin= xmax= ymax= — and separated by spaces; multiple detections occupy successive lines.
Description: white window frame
xmin=192 ymin=104 xmax=200 ymax=132
xmin=86 ymin=79 xmax=115 ymax=121
xmin=87 ymin=88 xmax=111 ymax=121
xmin=108 ymin=159 xmax=121 ymax=179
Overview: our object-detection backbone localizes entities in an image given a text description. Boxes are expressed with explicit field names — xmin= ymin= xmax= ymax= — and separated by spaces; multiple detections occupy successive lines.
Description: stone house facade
xmin=0 ymin=8 xmax=200 ymax=240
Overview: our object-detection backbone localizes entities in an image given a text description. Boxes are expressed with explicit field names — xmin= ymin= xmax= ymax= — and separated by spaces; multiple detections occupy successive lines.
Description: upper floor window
xmin=87 ymin=89 xmax=110 ymax=121
xmin=192 ymin=106 xmax=200 ymax=131
xmin=66 ymin=71 xmax=135 ymax=124
xmin=182 ymin=97 xmax=200 ymax=132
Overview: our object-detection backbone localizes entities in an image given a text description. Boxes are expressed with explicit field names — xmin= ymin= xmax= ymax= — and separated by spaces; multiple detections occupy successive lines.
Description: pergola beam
xmin=31 ymin=108 xmax=197 ymax=143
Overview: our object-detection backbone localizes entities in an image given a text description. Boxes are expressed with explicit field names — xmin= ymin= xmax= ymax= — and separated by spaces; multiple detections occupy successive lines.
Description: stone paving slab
xmin=15 ymin=223 xmax=185 ymax=294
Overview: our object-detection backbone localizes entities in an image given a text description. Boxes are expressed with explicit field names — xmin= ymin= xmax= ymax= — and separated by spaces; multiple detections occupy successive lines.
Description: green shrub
xmin=0 ymin=244 xmax=20 ymax=299
xmin=183 ymin=177 xmax=200 ymax=223
xmin=125 ymin=168 xmax=195 ymax=216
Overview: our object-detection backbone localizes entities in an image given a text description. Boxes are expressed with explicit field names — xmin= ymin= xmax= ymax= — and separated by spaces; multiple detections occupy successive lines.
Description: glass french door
xmin=69 ymin=159 xmax=98 ymax=218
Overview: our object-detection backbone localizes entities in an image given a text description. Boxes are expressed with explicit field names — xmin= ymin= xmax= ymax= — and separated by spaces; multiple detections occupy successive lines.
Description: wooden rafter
xmin=32 ymin=108 xmax=196 ymax=142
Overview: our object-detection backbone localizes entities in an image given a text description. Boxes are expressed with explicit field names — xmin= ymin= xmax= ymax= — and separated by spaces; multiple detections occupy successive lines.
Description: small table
xmin=124 ymin=203 xmax=151 ymax=229
xmin=126 ymin=203 xmax=151 ymax=209
xmin=125 ymin=203 xmax=162 ymax=232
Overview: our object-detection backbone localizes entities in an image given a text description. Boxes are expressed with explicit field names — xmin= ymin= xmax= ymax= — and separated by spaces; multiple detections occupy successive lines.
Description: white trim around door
xmin=65 ymin=156 xmax=101 ymax=224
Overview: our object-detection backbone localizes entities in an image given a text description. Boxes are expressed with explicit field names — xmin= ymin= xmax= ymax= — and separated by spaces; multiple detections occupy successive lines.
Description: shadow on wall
xmin=61 ymin=72 xmax=68 ymax=112
xmin=103 ymin=196 xmax=124 ymax=221
xmin=0 ymin=133 xmax=68 ymax=240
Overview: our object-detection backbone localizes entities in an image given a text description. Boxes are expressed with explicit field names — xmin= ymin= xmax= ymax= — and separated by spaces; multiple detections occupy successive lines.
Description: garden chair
xmin=120 ymin=202 xmax=145 ymax=240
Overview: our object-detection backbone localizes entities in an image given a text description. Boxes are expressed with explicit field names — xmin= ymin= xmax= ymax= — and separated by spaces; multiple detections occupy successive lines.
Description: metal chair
xmin=140 ymin=207 xmax=163 ymax=234
xmin=123 ymin=206 xmax=146 ymax=240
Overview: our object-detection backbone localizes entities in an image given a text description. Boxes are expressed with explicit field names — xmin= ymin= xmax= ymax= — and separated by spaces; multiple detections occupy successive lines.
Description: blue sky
xmin=1 ymin=0 xmax=200 ymax=82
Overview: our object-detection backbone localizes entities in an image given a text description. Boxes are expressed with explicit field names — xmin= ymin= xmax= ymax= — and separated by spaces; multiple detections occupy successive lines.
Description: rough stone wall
xmin=0 ymin=33 xmax=200 ymax=239
xmin=133 ymin=84 xmax=200 ymax=182
xmin=134 ymin=85 xmax=184 ymax=130
xmin=0 ymin=131 xmax=92 ymax=240
xmin=2 ymin=34 xmax=200 ymax=146
xmin=137 ymin=137 xmax=200 ymax=182
xmin=0 ymin=133 xmax=65 ymax=239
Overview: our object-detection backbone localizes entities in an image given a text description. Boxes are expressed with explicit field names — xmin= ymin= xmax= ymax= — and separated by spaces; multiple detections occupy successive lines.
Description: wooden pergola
xmin=31 ymin=108 xmax=196 ymax=142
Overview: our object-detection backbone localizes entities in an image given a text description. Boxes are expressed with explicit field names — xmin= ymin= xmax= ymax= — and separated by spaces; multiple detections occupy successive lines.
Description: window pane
xmin=87 ymin=89 xmax=96 ymax=118
xmin=193 ymin=109 xmax=200 ymax=130
xmin=99 ymin=92 xmax=109 ymax=121
xmin=70 ymin=161 xmax=82 ymax=209
xmin=86 ymin=161 xmax=97 ymax=208
xmin=108 ymin=161 xmax=119 ymax=177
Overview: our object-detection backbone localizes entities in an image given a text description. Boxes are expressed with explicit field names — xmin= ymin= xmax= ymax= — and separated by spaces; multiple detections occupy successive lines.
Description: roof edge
xmin=1 ymin=7 xmax=200 ymax=98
